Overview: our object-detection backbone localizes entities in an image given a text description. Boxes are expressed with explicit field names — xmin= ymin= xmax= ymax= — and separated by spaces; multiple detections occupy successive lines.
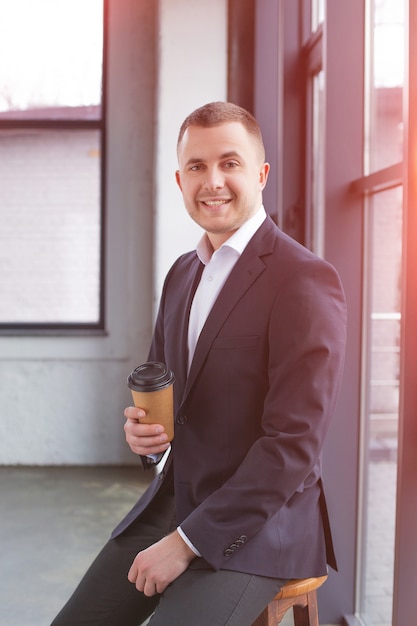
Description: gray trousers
xmin=51 ymin=488 xmax=285 ymax=626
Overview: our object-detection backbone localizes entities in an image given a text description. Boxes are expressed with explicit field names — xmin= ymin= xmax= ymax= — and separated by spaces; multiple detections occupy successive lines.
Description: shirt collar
xmin=196 ymin=206 xmax=267 ymax=265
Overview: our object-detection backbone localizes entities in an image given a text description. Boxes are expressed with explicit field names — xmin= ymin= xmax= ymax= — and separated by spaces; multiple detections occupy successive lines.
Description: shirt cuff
xmin=177 ymin=526 xmax=202 ymax=557
xmin=146 ymin=446 xmax=171 ymax=467
xmin=147 ymin=453 xmax=163 ymax=463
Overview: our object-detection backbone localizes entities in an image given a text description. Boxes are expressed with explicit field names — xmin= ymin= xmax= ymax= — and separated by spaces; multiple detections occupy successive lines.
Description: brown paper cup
xmin=127 ymin=362 xmax=175 ymax=441
xmin=130 ymin=384 xmax=174 ymax=441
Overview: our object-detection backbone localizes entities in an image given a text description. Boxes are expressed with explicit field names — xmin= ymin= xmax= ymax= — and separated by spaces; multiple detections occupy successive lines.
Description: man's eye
xmin=224 ymin=161 xmax=239 ymax=168
xmin=190 ymin=165 xmax=202 ymax=171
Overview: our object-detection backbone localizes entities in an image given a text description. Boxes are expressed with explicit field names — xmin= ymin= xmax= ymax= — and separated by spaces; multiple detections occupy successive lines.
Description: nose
xmin=202 ymin=166 xmax=225 ymax=190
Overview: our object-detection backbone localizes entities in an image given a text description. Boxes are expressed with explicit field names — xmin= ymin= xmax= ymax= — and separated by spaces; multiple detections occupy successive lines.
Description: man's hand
xmin=124 ymin=406 xmax=171 ymax=456
xmin=128 ymin=531 xmax=197 ymax=596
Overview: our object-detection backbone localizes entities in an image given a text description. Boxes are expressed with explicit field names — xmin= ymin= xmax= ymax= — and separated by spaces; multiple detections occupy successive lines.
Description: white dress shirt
xmin=187 ymin=206 xmax=267 ymax=368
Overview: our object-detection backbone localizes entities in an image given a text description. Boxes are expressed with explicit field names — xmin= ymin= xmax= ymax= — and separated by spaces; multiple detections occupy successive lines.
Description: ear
xmin=259 ymin=162 xmax=270 ymax=190
xmin=175 ymin=170 xmax=183 ymax=191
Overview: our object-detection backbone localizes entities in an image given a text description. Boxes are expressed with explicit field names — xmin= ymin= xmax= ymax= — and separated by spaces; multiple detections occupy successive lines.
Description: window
xmin=0 ymin=0 xmax=105 ymax=330
xmin=311 ymin=0 xmax=325 ymax=30
xmin=359 ymin=1 xmax=404 ymax=623
xmin=309 ymin=69 xmax=325 ymax=257
xmin=304 ymin=4 xmax=325 ymax=257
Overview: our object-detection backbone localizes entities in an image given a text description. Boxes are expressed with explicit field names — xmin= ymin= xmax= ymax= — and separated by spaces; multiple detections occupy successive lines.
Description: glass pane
xmin=311 ymin=0 xmax=325 ymax=31
xmin=362 ymin=186 xmax=402 ymax=625
xmin=368 ymin=0 xmax=404 ymax=171
xmin=0 ymin=0 xmax=103 ymax=119
xmin=310 ymin=70 xmax=325 ymax=257
xmin=360 ymin=3 xmax=405 ymax=621
xmin=0 ymin=129 xmax=101 ymax=324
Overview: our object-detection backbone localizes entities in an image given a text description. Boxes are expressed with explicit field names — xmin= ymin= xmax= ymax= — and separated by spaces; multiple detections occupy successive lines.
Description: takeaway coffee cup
xmin=127 ymin=361 xmax=175 ymax=441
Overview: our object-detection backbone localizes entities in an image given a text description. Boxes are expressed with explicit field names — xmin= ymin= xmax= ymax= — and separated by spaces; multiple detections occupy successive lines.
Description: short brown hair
xmin=177 ymin=101 xmax=265 ymax=162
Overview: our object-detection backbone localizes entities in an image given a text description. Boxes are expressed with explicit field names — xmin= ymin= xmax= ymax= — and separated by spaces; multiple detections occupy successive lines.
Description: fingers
xmin=128 ymin=554 xmax=165 ymax=597
xmin=123 ymin=407 xmax=170 ymax=456
xmin=124 ymin=406 xmax=145 ymax=420
xmin=128 ymin=534 xmax=195 ymax=597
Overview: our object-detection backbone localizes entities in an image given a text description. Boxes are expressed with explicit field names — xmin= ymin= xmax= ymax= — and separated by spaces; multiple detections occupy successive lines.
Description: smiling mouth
xmin=200 ymin=199 xmax=231 ymax=207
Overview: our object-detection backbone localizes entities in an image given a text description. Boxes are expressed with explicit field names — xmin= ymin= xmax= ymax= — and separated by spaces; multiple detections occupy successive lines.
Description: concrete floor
xmin=0 ymin=462 xmax=395 ymax=626
xmin=0 ymin=466 xmax=151 ymax=626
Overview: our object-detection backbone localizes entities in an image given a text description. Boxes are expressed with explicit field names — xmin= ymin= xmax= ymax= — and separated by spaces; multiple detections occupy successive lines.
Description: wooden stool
xmin=251 ymin=575 xmax=328 ymax=626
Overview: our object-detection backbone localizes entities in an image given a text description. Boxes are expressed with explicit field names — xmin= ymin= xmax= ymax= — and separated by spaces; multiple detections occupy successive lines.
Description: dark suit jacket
xmin=112 ymin=216 xmax=347 ymax=579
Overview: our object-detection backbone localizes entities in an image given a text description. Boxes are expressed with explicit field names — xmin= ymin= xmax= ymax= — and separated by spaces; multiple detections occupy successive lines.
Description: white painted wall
xmin=155 ymin=0 xmax=227 ymax=300
xmin=0 ymin=0 xmax=227 ymax=465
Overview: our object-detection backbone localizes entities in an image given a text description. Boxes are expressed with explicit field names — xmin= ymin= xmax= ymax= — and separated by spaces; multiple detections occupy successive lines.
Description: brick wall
xmin=0 ymin=128 xmax=100 ymax=323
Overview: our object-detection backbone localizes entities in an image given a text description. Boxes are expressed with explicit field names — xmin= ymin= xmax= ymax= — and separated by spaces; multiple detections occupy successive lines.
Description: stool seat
xmin=251 ymin=575 xmax=328 ymax=626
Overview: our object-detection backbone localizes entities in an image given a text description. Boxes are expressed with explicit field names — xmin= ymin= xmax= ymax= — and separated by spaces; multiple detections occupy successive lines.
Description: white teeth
xmin=204 ymin=200 xmax=228 ymax=206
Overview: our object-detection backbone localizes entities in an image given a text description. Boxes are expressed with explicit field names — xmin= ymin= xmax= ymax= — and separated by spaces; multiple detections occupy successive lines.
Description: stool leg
xmin=251 ymin=604 xmax=273 ymax=626
xmin=292 ymin=590 xmax=319 ymax=626
xmin=252 ymin=587 xmax=322 ymax=626
xmin=252 ymin=596 xmax=299 ymax=626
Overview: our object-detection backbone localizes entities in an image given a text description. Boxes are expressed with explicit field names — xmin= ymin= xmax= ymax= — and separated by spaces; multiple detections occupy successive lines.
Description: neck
xmin=206 ymin=229 xmax=238 ymax=251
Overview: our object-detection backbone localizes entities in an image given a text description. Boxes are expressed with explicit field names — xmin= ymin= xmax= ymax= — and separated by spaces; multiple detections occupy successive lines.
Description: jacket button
xmin=224 ymin=548 xmax=234 ymax=557
xmin=176 ymin=415 xmax=187 ymax=425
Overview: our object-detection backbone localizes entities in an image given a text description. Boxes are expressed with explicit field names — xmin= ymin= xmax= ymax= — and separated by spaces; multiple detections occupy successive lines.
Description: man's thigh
xmin=148 ymin=568 xmax=286 ymax=626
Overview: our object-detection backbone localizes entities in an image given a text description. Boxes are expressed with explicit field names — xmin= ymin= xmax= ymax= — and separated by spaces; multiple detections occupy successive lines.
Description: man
xmin=52 ymin=102 xmax=347 ymax=626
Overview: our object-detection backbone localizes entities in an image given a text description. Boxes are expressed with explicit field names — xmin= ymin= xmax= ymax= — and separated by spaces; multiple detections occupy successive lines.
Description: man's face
xmin=175 ymin=122 xmax=269 ymax=249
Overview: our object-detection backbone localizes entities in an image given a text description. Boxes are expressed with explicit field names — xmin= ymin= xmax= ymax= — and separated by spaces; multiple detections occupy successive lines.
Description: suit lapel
xmin=172 ymin=258 xmax=204 ymax=396
xmin=181 ymin=217 xmax=276 ymax=404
